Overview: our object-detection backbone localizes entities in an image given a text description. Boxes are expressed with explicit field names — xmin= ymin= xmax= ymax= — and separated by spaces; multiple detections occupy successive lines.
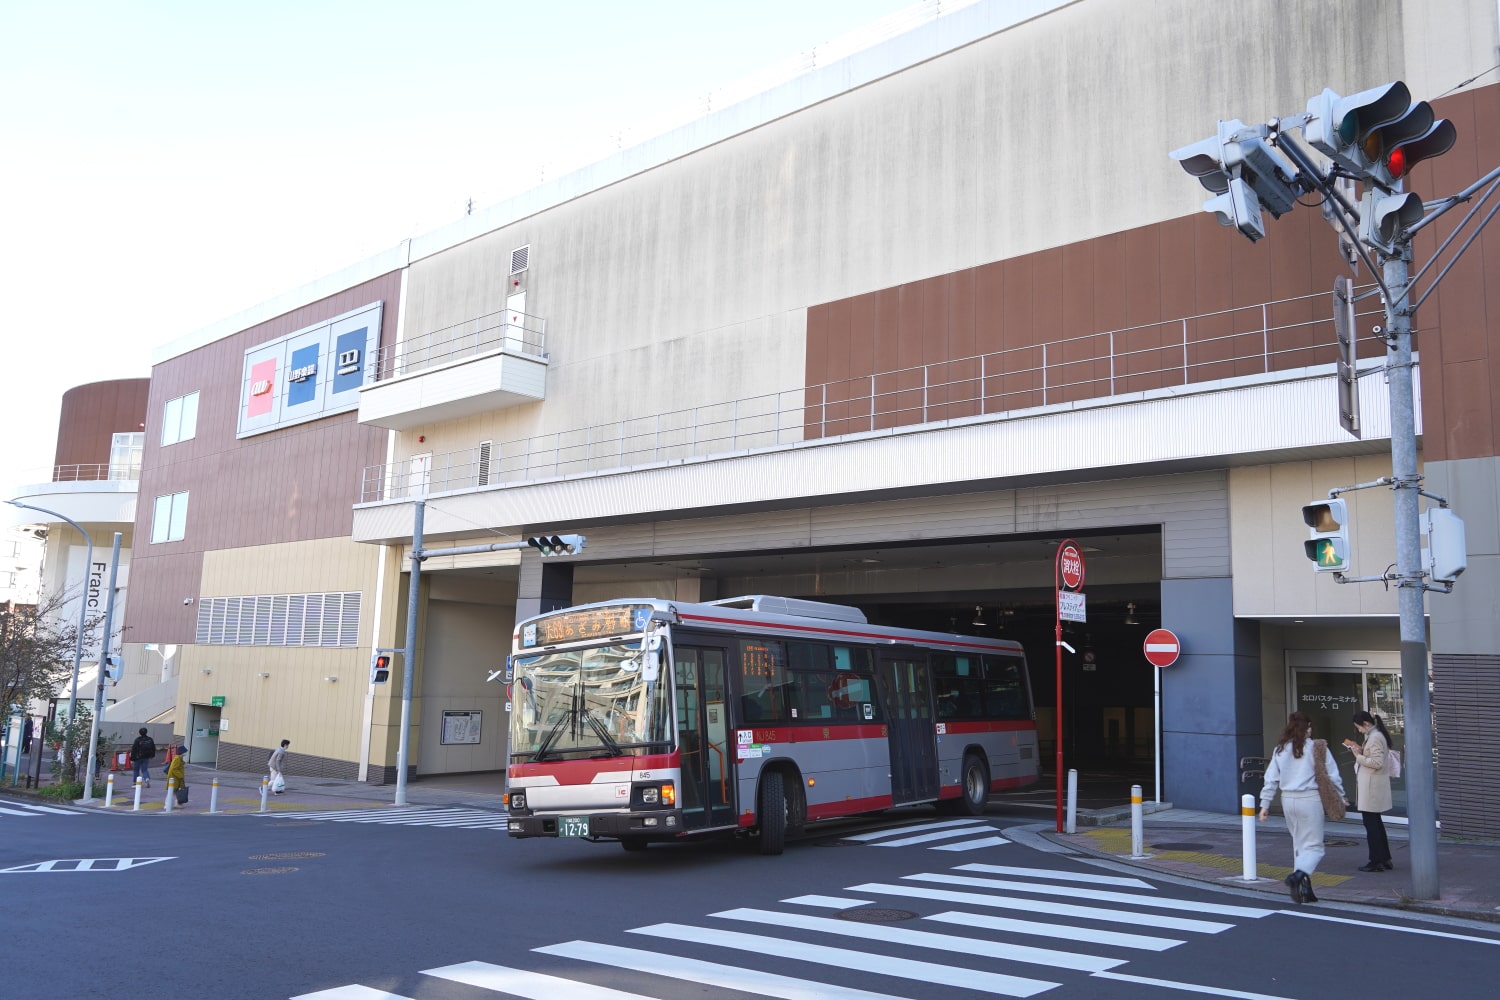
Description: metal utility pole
xmin=81 ymin=532 xmax=122 ymax=803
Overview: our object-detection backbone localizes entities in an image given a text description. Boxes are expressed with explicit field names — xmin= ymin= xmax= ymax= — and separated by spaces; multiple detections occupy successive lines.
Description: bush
xmin=45 ymin=706 xmax=117 ymax=786
xmin=38 ymin=780 xmax=106 ymax=801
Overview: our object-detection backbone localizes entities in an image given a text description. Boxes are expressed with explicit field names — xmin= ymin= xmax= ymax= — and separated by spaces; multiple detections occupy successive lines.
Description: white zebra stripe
xmin=842 ymin=819 xmax=989 ymax=842
xmin=423 ymin=960 xmax=657 ymax=999
xmin=931 ymin=835 xmax=1011 ymax=851
xmin=954 ymin=864 xmax=1155 ymax=889
xmin=924 ymin=909 xmax=1184 ymax=951
xmin=847 ymin=882 xmax=1237 ymax=933
xmin=904 ymin=872 xmax=1272 ymax=918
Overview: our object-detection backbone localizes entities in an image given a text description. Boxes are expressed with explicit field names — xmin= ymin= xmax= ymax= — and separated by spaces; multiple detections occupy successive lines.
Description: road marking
xmin=537 ymin=940 xmax=918 ymax=1000
xmin=842 ymin=819 xmax=989 ymax=842
xmin=628 ymin=922 xmax=1058 ymax=997
xmin=292 ymin=986 xmax=413 ymax=999
xmin=955 ymin=864 xmax=1156 ymax=889
xmin=424 ymin=960 xmax=658 ymax=998
xmin=903 ymin=872 xmax=1272 ymax=918
xmin=1092 ymin=970 xmax=1297 ymax=999
xmin=932 ymin=835 xmax=1012 ymax=851
xmin=1 ymin=857 xmax=173 ymax=873
xmin=710 ymin=906 xmax=1123 ymax=972
xmin=0 ymin=803 xmax=78 ymax=816
xmin=925 ymin=910 xmax=1184 ymax=951
xmin=1280 ymin=910 xmax=1500 ymax=945
xmin=783 ymin=894 xmax=875 ymax=908
xmin=871 ymin=826 xmax=1003 ymax=848
xmin=848 ymin=882 xmax=1237 ymax=933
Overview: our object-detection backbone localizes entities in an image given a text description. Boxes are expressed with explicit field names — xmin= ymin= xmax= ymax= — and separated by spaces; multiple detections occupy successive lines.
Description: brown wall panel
xmin=804 ymin=86 xmax=1499 ymax=464
xmin=127 ymin=270 xmax=402 ymax=643
xmin=52 ymin=378 xmax=150 ymax=472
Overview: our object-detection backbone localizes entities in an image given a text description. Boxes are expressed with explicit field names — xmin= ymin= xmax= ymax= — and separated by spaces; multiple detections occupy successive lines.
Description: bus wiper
xmin=580 ymin=708 xmax=622 ymax=757
xmin=531 ymin=709 xmax=574 ymax=762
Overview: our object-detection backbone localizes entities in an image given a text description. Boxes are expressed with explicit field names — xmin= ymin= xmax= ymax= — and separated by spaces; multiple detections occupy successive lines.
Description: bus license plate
xmin=558 ymin=816 xmax=590 ymax=837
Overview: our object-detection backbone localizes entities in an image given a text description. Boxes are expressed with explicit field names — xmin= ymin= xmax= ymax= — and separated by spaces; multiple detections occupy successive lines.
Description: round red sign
xmin=1143 ymin=628 xmax=1181 ymax=668
xmin=1059 ymin=544 xmax=1085 ymax=590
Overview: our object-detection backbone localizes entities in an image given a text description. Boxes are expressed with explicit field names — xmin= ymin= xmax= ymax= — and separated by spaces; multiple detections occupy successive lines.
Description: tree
xmin=1 ymin=593 xmax=79 ymax=716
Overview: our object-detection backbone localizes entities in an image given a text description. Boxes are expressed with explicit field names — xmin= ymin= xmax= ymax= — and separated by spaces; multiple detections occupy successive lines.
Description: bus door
xmin=672 ymin=644 xmax=736 ymax=830
xmin=877 ymin=654 xmax=939 ymax=804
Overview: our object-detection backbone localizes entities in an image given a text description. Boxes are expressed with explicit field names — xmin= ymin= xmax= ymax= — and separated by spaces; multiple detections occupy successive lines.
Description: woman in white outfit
xmin=1258 ymin=712 xmax=1346 ymax=903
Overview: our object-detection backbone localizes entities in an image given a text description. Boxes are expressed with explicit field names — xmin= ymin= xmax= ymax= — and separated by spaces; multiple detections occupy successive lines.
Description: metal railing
xmin=359 ymin=288 xmax=1371 ymax=503
xmin=52 ymin=463 xmax=141 ymax=483
xmin=372 ymin=308 xmax=547 ymax=381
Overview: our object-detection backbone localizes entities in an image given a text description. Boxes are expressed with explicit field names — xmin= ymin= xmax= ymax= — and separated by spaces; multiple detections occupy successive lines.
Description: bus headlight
xmin=508 ymin=792 xmax=526 ymax=811
xmin=642 ymin=787 xmax=658 ymax=804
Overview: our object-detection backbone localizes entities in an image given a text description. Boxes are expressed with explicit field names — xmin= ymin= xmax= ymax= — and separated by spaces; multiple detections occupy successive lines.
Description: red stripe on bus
xmin=677 ymin=611 xmax=1022 ymax=653
xmin=935 ymin=772 xmax=1039 ymax=799
xmin=938 ymin=720 xmax=1037 ymax=735
xmin=509 ymin=753 xmax=677 ymax=782
xmin=741 ymin=724 xmax=888 ymax=743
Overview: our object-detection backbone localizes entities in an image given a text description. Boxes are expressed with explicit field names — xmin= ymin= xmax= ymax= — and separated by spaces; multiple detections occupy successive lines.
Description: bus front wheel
xmin=758 ymin=771 xmax=787 ymax=855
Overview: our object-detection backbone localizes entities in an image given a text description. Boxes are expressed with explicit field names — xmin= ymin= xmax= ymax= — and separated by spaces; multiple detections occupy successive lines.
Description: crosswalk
xmin=843 ymin=817 xmax=1011 ymax=851
xmin=0 ymin=801 xmax=79 ymax=818
xmin=259 ymin=806 xmax=511 ymax=830
xmin=292 ymin=861 xmax=1284 ymax=999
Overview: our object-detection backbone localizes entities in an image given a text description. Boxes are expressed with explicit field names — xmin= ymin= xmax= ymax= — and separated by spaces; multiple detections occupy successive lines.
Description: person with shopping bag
xmin=166 ymin=744 xmax=189 ymax=807
xmin=267 ymin=739 xmax=290 ymax=794
xmin=1343 ymin=710 xmax=1395 ymax=872
xmin=1258 ymin=711 xmax=1347 ymax=904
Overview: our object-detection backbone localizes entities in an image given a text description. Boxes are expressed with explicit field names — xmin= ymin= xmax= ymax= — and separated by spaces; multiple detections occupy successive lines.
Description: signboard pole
xmin=1142 ymin=628 xmax=1181 ymax=805
xmin=1053 ymin=539 xmax=1085 ymax=833
xmin=1154 ymin=666 xmax=1162 ymax=804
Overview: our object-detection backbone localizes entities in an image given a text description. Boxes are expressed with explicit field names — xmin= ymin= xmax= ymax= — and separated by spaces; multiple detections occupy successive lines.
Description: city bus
xmin=503 ymin=595 xmax=1039 ymax=853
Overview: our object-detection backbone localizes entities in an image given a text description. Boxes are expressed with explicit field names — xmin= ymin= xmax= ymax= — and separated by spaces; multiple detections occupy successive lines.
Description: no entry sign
xmin=1143 ymin=628 xmax=1181 ymax=668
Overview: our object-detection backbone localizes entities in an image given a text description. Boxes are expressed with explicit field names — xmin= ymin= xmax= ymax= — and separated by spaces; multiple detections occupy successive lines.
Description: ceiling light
xmin=972 ymin=606 xmax=986 ymax=626
xmin=1124 ymin=602 xmax=1139 ymax=625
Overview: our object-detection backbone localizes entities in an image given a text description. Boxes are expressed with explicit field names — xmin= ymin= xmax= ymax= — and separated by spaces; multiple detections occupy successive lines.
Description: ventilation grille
xmin=510 ymin=245 xmax=529 ymax=274
xmin=195 ymin=592 xmax=362 ymax=647
xmin=477 ymin=441 xmax=493 ymax=486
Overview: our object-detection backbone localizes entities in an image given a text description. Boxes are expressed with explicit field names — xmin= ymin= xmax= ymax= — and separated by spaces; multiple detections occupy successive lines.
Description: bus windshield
xmin=510 ymin=640 xmax=672 ymax=761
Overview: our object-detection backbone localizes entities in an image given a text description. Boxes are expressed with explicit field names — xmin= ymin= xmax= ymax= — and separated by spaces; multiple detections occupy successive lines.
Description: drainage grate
xmin=249 ymin=852 xmax=325 ymax=860
xmin=1151 ymin=842 xmax=1215 ymax=851
xmin=315 ymin=782 xmax=347 ymax=787
xmin=241 ymin=867 xmax=298 ymax=875
xmin=836 ymin=907 xmax=918 ymax=924
xmin=1326 ymin=839 xmax=1361 ymax=848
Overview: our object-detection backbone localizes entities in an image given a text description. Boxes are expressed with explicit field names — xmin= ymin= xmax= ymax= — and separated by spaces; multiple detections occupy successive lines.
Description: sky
xmin=0 ymin=0 xmax=919 ymax=503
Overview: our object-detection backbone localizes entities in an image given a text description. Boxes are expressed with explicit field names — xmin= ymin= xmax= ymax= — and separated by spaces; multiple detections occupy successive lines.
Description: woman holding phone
xmin=1343 ymin=710 xmax=1394 ymax=872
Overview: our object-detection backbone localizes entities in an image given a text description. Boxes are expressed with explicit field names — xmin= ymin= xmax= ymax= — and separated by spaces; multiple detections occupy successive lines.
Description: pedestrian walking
xmin=166 ymin=743 xmax=188 ymax=806
xmin=1258 ymin=711 xmax=1346 ymax=904
xmin=267 ymin=739 xmax=290 ymax=794
xmin=129 ymin=727 xmax=156 ymax=788
xmin=1342 ymin=710 xmax=1395 ymax=872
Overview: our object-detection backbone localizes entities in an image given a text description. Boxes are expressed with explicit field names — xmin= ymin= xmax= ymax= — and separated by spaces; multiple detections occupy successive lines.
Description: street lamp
xmin=5 ymin=498 xmax=93 ymax=783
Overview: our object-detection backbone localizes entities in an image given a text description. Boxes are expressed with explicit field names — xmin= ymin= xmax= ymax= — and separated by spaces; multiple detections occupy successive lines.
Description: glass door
xmin=673 ymin=644 xmax=735 ymax=830
xmin=1289 ymin=656 xmax=1406 ymax=817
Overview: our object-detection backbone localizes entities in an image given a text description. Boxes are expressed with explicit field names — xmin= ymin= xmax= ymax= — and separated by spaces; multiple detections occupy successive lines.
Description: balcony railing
xmin=372 ymin=308 xmax=547 ymax=381
xmin=52 ymin=463 xmax=141 ymax=483
xmin=359 ymin=288 xmax=1376 ymax=503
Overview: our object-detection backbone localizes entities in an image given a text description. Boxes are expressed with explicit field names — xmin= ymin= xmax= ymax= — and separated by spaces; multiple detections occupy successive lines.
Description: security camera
xmin=183 ymin=597 xmax=194 ymax=605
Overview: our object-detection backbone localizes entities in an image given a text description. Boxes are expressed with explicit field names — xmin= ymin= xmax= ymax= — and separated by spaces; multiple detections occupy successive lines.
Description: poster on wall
xmin=237 ymin=302 xmax=383 ymax=438
xmin=441 ymin=711 xmax=482 ymax=745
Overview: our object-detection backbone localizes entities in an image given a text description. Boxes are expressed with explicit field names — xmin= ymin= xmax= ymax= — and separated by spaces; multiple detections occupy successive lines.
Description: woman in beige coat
xmin=1342 ymin=710 xmax=1393 ymax=872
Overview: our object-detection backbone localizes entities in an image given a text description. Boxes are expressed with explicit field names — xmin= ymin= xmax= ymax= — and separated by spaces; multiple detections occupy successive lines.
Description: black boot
xmin=1285 ymin=870 xmax=1306 ymax=904
xmin=1300 ymin=871 xmax=1319 ymax=902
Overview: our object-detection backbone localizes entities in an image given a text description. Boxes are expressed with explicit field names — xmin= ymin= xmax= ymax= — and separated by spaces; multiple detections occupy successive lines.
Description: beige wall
xmin=1230 ymin=457 xmax=1402 ymax=618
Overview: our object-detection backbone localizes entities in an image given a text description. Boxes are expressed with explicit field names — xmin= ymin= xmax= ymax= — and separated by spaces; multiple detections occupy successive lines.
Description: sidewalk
xmin=1039 ymin=803 xmax=1500 ymax=924
xmin=3 ymin=763 xmax=508 ymax=815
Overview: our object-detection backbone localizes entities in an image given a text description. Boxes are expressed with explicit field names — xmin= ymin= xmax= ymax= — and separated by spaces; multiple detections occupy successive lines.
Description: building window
xmin=109 ymin=432 xmax=144 ymax=480
xmin=161 ymin=391 xmax=199 ymax=446
xmin=151 ymin=491 xmax=189 ymax=543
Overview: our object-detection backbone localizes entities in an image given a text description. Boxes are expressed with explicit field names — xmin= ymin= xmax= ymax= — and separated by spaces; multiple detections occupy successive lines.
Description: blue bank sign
xmin=237 ymin=302 xmax=382 ymax=438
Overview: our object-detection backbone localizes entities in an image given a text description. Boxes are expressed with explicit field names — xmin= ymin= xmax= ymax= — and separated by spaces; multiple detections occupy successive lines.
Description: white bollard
xmin=104 ymin=773 xmax=115 ymax=808
xmin=164 ymin=777 xmax=175 ymax=813
xmin=1065 ymin=769 xmax=1078 ymax=834
xmin=259 ymin=777 xmax=270 ymax=813
xmin=1241 ymin=793 xmax=1258 ymax=881
xmin=1129 ymin=784 xmax=1148 ymax=858
xmin=209 ymin=778 xmax=220 ymax=814
xmin=133 ymin=778 xmax=143 ymax=812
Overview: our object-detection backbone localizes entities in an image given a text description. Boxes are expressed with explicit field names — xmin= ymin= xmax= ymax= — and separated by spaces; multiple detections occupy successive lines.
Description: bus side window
xmin=982 ymin=655 xmax=1026 ymax=719
xmin=933 ymin=654 xmax=984 ymax=720
xmin=739 ymin=637 xmax=790 ymax=725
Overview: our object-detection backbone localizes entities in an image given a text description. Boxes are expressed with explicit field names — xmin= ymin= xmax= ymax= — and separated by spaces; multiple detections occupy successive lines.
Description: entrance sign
xmin=1143 ymin=629 xmax=1181 ymax=668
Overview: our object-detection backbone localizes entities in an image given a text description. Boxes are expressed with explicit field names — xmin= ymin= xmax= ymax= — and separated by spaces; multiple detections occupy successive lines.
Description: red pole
xmin=1054 ymin=542 xmax=1065 ymax=833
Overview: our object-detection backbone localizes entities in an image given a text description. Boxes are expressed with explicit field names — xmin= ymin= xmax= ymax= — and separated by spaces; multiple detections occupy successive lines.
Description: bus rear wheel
xmin=953 ymin=753 xmax=990 ymax=816
xmin=758 ymin=771 xmax=788 ymax=855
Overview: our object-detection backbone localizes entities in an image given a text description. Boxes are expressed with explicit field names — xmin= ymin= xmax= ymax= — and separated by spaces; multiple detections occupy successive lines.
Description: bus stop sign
xmin=1143 ymin=629 xmax=1181 ymax=668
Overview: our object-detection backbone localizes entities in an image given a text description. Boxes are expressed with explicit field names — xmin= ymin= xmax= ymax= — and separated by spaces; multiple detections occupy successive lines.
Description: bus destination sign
xmin=525 ymin=605 xmax=650 ymax=647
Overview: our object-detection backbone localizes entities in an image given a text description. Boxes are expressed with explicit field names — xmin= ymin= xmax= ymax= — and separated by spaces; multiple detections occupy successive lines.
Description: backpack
xmin=133 ymin=735 xmax=156 ymax=761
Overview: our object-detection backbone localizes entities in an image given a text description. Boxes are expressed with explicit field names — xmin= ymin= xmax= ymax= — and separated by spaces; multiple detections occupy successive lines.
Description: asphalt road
xmin=5 ymin=805 xmax=1499 ymax=999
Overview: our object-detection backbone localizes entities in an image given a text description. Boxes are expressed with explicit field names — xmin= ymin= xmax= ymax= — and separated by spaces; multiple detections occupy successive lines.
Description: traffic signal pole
xmin=1382 ymin=251 xmax=1440 ymax=900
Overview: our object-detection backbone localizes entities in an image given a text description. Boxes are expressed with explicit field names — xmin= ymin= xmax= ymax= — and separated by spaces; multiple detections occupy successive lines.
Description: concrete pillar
xmin=1160 ymin=577 xmax=1263 ymax=812
xmin=516 ymin=556 xmax=574 ymax=621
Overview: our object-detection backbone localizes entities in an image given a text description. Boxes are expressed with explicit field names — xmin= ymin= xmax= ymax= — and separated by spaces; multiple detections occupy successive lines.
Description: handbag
xmin=175 ymin=786 xmax=189 ymax=805
xmin=1387 ymin=748 xmax=1402 ymax=778
xmin=1311 ymin=739 xmax=1346 ymax=820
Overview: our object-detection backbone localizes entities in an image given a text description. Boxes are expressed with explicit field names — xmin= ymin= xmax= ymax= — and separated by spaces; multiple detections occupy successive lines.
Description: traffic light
xmin=1171 ymin=120 xmax=1301 ymax=243
xmin=370 ymin=653 xmax=392 ymax=684
xmin=1305 ymin=82 xmax=1455 ymax=189
xmin=104 ymin=655 xmax=123 ymax=685
xmin=526 ymin=534 xmax=586 ymax=556
xmin=1359 ymin=189 xmax=1423 ymax=254
xmin=1301 ymin=499 xmax=1351 ymax=573
xmin=1422 ymin=507 xmax=1468 ymax=583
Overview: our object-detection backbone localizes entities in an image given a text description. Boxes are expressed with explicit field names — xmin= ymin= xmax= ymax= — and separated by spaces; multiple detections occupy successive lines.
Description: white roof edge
xmin=149 ymin=0 xmax=1071 ymax=367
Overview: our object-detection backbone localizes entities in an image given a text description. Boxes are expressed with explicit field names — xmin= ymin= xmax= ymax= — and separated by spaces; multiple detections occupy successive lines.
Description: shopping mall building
xmin=16 ymin=0 xmax=1497 ymax=834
